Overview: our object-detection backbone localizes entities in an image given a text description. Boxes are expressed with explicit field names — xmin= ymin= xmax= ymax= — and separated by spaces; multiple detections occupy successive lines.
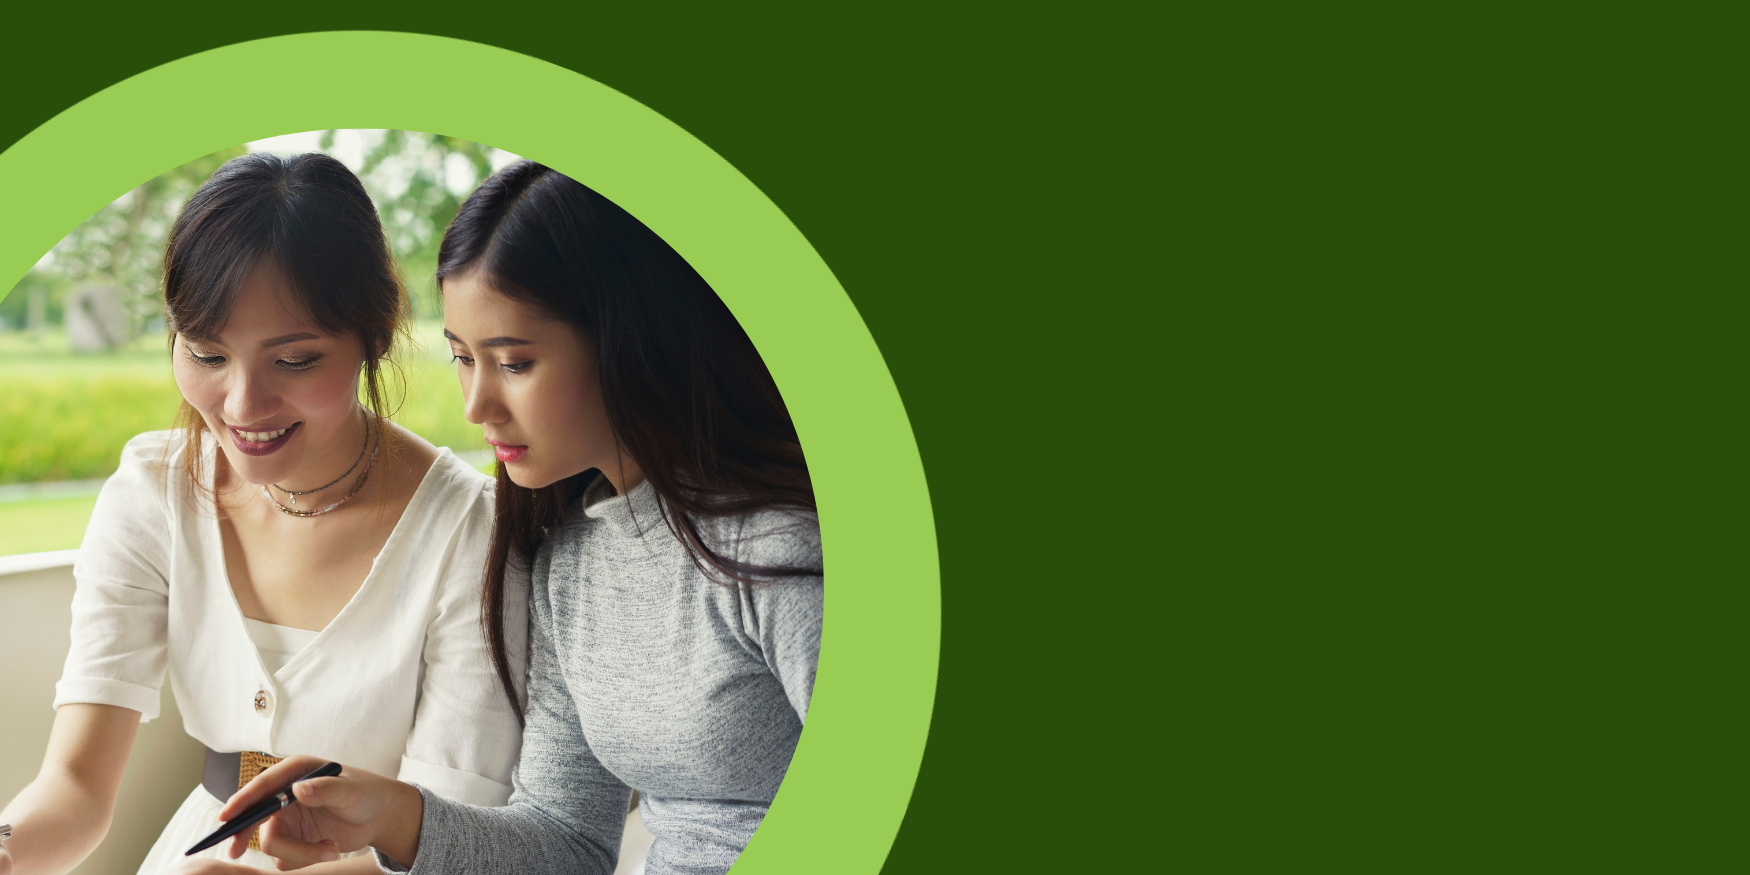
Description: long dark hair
xmin=439 ymin=161 xmax=818 ymax=717
xmin=162 ymin=152 xmax=408 ymax=502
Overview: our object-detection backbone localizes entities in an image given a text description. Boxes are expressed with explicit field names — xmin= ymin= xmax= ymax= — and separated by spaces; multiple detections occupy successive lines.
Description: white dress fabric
xmin=54 ymin=430 xmax=528 ymax=873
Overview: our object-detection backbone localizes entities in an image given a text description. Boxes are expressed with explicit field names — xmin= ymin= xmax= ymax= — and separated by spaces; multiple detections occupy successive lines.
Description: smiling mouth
xmin=233 ymin=426 xmax=293 ymax=443
xmin=226 ymin=422 xmax=301 ymax=457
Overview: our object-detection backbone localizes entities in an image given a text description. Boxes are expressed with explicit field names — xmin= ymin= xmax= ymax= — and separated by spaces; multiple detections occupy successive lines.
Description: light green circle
xmin=0 ymin=32 xmax=939 ymax=874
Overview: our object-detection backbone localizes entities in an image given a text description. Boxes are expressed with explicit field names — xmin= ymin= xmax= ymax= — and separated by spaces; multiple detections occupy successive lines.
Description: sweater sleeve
xmin=736 ymin=510 xmax=825 ymax=722
xmin=54 ymin=432 xmax=176 ymax=721
xmin=382 ymin=545 xmax=632 ymax=875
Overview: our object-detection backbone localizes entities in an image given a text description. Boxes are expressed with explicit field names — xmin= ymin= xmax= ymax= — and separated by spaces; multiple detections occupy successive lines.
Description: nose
xmin=460 ymin=363 xmax=507 ymax=426
xmin=223 ymin=363 xmax=282 ymax=427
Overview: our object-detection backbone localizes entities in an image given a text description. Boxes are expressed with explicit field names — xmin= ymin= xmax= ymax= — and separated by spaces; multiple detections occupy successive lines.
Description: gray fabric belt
xmin=203 ymin=748 xmax=243 ymax=803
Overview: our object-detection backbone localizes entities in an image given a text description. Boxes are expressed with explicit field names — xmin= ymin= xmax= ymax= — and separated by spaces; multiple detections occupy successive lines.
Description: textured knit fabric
xmin=380 ymin=476 xmax=823 ymax=875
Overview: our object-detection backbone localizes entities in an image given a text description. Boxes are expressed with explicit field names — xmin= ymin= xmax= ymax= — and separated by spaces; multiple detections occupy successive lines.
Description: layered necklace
xmin=261 ymin=414 xmax=380 ymax=518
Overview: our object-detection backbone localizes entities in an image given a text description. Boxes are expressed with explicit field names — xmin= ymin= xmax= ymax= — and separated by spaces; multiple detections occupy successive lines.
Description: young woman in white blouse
xmin=0 ymin=153 xmax=525 ymax=875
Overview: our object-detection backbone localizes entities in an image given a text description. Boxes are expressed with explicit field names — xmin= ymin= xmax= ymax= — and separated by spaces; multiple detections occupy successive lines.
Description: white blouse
xmin=55 ymin=430 xmax=526 ymax=807
xmin=242 ymin=619 xmax=319 ymax=675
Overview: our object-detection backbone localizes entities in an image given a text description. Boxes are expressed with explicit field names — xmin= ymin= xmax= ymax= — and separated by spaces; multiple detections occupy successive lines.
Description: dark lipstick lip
xmin=228 ymin=421 xmax=301 ymax=457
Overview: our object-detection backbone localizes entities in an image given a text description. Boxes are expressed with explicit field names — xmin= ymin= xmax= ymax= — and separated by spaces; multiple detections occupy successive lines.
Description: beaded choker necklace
xmin=260 ymin=416 xmax=380 ymax=518
xmin=270 ymin=416 xmax=369 ymax=506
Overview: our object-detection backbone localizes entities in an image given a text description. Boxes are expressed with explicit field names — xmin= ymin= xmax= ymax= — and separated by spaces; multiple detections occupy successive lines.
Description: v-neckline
xmin=207 ymin=444 xmax=456 ymax=682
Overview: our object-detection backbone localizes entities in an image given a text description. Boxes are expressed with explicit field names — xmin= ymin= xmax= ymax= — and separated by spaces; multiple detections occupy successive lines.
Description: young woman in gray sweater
xmin=181 ymin=162 xmax=823 ymax=875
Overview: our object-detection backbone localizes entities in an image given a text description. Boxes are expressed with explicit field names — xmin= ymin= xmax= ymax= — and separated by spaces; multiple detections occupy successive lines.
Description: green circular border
xmin=0 ymin=32 xmax=939 ymax=875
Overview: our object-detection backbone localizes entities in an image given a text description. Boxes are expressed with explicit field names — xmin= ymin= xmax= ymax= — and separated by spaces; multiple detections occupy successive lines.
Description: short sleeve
xmin=396 ymin=474 xmax=527 ymax=807
xmin=54 ymin=432 xmax=178 ymax=721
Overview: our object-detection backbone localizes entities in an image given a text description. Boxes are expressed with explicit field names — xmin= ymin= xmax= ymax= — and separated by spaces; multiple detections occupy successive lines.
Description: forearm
xmin=0 ymin=704 xmax=139 ymax=875
xmin=0 ymin=764 xmax=122 ymax=875
xmin=386 ymin=786 xmax=620 ymax=875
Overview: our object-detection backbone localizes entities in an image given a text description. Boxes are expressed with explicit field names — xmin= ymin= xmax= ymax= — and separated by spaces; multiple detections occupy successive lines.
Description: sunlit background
xmin=0 ymin=130 xmax=514 ymax=557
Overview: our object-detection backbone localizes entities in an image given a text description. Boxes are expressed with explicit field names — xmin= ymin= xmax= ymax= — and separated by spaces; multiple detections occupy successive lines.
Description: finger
xmin=281 ymin=842 xmax=340 ymax=870
xmin=287 ymin=775 xmax=355 ymax=812
xmin=259 ymin=822 xmax=340 ymax=868
xmin=227 ymin=829 xmax=249 ymax=859
xmin=221 ymin=755 xmax=329 ymax=820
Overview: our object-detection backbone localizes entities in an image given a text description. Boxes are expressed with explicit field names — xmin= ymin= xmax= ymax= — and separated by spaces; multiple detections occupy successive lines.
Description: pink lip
xmin=228 ymin=422 xmax=300 ymax=457
xmin=486 ymin=438 xmax=528 ymax=463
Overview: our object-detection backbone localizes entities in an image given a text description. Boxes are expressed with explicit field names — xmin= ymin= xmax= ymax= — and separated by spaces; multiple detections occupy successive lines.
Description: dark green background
xmin=2 ymin=6 xmax=1736 ymax=872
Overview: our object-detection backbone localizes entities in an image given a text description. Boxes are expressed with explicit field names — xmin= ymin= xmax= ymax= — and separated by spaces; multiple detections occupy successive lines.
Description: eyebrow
xmin=260 ymin=332 xmax=321 ymax=348
xmin=444 ymin=329 xmax=533 ymax=348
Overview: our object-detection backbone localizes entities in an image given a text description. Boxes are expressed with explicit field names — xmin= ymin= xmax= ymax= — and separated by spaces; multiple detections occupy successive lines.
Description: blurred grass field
xmin=0 ymin=494 xmax=99 ymax=555
xmin=0 ymin=322 xmax=490 ymax=556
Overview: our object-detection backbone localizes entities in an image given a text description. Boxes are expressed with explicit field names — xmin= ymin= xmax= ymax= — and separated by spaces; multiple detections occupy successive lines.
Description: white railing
xmin=0 ymin=549 xmax=79 ymax=577
xmin=0 ymin=477 xmax=108 ymax=503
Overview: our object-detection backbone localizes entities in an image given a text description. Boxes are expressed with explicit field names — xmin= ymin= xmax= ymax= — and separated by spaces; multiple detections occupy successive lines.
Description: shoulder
xmin=119 ymin=429 xmax=183 ymax=465
xmin=419 ymin=448 xmax=495 ymax=508
xmin=378 ymin=421 xmax=481 ymax=498
xmin=414 ymin=451 xmax=497 ymax=552
xmin=712 ymin=506 xmax=822 ymax=576
xmin=77 ymin=432 xmax=186 ymax=571
xmin=107 ymin=429 xmax=186 ymax=502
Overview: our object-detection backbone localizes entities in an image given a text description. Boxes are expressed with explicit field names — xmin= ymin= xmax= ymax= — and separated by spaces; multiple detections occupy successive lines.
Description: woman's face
xmin=172 ymin=263 xmax=368 ymax=489
xmin=443 ymin=272 xmax=631 ymax=491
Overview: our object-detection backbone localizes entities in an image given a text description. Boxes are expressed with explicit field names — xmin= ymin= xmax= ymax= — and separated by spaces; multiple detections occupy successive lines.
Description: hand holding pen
xmin=208 ymin=755 xmax=426 ymax=868
xmin=185 ymin=761 xmax=341 ymax=856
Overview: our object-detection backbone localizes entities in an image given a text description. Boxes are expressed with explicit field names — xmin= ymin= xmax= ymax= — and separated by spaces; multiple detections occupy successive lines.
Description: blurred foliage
xmin=334 ymin=130 xmax=501 ymax=318
xmin=0 ymin=352 xmax=182 ymax=485
xmin=1 ymin=130 xmax=510 ymax=335
xmin=0 ymin=145 xmax=247 ymax=334
xmin=0 ymin=322 xmax=485 ymax=486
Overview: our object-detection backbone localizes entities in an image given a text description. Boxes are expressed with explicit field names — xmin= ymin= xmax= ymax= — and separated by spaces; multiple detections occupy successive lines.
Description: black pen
xmin=185 ymin=761 xmax=342 ymax=856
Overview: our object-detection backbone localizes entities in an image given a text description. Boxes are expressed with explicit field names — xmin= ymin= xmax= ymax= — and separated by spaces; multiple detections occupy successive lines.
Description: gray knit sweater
xmin=380 ymin=477 xmax=823 ymax=875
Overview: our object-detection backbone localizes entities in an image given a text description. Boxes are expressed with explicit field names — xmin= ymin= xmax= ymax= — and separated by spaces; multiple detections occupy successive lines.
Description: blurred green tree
xmin=2 ymin=131 xmax=513 ymax=333
xmin=331 ymin=130 xmax=503 ymax=318
xmin=3 ymin=145 xmax=248 ymax=336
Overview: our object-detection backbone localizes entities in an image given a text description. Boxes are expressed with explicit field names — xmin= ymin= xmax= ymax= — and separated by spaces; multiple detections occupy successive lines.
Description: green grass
xmin=0 ymin=321 xmax=486 ymax=486
xmin=0 ymin=494 xmax=99 ymax=555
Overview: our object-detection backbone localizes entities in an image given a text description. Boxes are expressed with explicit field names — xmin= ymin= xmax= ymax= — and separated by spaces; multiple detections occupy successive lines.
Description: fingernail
xmin=321 ymin=848 xmax=339 ymax=862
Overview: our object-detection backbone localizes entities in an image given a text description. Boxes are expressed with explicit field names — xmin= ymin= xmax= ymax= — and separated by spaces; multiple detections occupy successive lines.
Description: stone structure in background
xmin=66 ymin=284 xmax=128 ymax=351
xmin=27 ymin=287 xmax=46 ymax=334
